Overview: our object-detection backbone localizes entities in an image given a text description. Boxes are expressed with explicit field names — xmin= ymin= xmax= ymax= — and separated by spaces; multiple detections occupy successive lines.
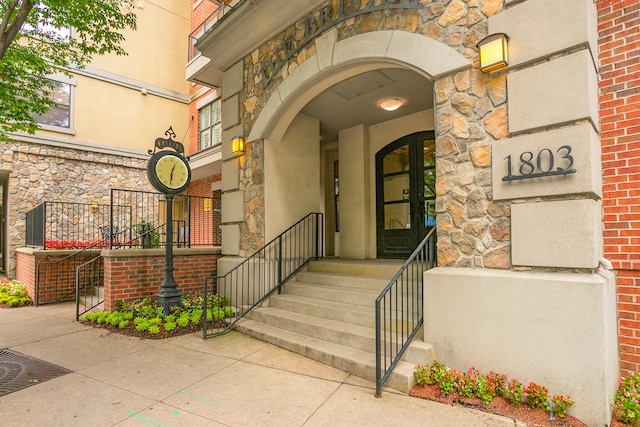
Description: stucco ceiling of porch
xmin=300 ymin=67 xmax=434 ymax=144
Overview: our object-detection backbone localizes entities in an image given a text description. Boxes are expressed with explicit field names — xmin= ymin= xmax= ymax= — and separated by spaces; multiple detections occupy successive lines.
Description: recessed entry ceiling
xmin=300 ymin=68 xmax=434 ymax=143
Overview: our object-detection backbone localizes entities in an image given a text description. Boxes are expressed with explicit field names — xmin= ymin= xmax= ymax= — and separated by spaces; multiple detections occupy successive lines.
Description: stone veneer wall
xmin=5 ymin=141 xmax=153 ymax=277
xmin=234 ymin=0 xmax=506 ymax=262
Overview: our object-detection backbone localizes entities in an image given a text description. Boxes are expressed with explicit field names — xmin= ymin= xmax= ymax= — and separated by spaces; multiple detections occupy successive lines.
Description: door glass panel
xmin=383 ymin=145 xmax=410 ymax=173
xmin=423 ymin=139 xmax=436 ymax=227
xmin=385 ymin=204 xmax=410 ymax=230
xmin=383 ymin=173 xmax=409 ymax=202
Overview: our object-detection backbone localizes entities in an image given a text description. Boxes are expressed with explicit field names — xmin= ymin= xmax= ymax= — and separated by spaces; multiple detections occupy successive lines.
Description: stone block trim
xmin=598 ymin=0 xmax=640 ymax=375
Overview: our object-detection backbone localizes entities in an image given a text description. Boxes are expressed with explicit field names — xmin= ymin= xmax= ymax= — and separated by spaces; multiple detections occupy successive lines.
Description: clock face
xmin=147 ymin=151 xmax=191 ymax=194
xmin=156 ymin=154 xmax=189 ymax=189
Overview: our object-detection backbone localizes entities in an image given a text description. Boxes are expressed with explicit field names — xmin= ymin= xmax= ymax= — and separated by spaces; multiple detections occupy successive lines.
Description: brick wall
xmin=598 ymin=0 xmax=640 ymax=375
xmin=103 ymin=249 xmax=221 ymax=311
xmin=16 ymin=248 xmax=220 ymax=311
xmin=188 ymin=174 xmax=222 ymax=246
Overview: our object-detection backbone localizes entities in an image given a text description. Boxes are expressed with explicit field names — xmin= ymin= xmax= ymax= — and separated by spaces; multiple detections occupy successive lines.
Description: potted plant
xmin=134 ymin=219 xmax=161 ymax=248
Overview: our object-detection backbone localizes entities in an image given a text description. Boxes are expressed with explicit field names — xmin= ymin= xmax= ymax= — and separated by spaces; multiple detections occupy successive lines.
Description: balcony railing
xmin=188 ymin=2 xmax=234 ymax=62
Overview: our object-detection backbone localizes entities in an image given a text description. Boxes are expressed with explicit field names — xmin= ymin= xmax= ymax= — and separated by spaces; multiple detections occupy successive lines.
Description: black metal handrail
xmin=36 ymin=240 xmax=106 ymax=306
xmin=203 ymin=212 xmax=323 ymax=338
xmin=76 ymin=255 xmax=104 ymax=320
xmin=375 ymin=228 xmax=437 ymax=396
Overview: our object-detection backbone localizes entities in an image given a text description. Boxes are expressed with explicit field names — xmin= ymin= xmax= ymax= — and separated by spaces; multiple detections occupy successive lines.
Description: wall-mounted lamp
xmin=477 ymin=33 xmax=509 ymax=74
xmin=232 ymin=136 xmax=245 ymax=155
xmin=91 ymin=201 xmax=99 ymax=212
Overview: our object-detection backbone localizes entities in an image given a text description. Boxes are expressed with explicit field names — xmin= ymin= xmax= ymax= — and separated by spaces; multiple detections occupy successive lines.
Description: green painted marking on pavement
xmin=127 ymin=412 xmax=169 ymax=427
xmin=172 ymin=410 xmax=180 ymax=416
xmin=178 ymin=390 xmax=222 ymax=407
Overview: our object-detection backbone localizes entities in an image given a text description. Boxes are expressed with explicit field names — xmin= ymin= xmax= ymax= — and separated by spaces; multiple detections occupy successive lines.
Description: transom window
xmin=199 ymin=98 xmax=221 ymax=150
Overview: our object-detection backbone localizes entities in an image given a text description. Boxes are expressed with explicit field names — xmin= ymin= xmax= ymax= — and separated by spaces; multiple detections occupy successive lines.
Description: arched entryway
xmin=376 ymin=131 xmax=435 ymax=258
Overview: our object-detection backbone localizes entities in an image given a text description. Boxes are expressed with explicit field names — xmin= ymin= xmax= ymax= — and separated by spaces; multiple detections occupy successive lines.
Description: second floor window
xmin=199 ymin=98 xmax=221 ymax=150
xmin=32 ymin=79 xmax=71 ymax=128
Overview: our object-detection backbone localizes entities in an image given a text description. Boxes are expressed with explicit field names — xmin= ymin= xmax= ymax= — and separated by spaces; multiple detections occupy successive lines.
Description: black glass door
xmin=376 ymin=131 xmax=435 ymax=258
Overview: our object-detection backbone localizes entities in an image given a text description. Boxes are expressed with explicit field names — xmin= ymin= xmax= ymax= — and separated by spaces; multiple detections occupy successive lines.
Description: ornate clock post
xmin=146 ymin=127 xmax=192 ymax=315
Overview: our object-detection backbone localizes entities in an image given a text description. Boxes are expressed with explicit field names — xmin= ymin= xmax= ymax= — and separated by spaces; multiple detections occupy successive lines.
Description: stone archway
xmin=249 ymin=29 xmax=469 ymax=143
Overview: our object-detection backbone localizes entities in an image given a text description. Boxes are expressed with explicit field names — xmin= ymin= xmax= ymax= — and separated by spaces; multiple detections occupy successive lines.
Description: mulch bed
xmin=83 ymin=321 xmax=203 ymax=339
xmin=409 ymin=385 xmax=588 ymax=427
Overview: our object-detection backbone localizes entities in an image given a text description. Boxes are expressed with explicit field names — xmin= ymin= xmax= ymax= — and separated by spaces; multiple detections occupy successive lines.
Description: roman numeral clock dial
xmin=147 ymin=151 xmax=191 ymax=194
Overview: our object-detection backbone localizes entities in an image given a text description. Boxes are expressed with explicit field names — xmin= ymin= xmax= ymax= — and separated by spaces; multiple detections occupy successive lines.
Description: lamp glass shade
xmin=478 ymin=33 xmax=509 ymax=73
xmin=379 ymin=97 xmax=403 ymax=111
xmin=232 ymin=137 xmax=245 ymax=155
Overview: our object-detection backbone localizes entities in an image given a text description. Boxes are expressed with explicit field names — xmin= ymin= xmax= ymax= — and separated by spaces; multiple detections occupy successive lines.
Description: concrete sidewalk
xmin=0 ymin=303 xmax=518 ymax=426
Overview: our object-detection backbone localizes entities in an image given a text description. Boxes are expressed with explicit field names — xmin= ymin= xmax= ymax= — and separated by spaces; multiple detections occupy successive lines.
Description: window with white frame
xmin=199 ymin=98 xmax=221 ymax=150
xmin=32 ymin=79 xmax=72 ymax=129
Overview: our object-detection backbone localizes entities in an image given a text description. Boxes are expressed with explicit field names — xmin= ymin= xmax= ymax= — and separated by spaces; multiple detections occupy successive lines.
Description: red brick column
xmin=598 ymin=0 xmax=640 ymax=375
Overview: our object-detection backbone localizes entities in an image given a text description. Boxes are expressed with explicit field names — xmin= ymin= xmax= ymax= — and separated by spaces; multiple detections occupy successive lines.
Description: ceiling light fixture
xmin=379 ymin=97 xmax=404 ymax=111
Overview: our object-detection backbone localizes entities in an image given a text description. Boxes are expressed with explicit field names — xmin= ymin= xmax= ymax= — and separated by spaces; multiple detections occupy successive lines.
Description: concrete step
xmin=269 ymin=293 xmax=420 ymax=329
xmin=235 ymin=318 xmax=431 ymax=393
xmin=269 ymin=293 xmax=376 ymax=327
xmin=294 ymin=270 xmax=390 ymax=291
xmin=283 ymin=280 xmax=380 ymax=308
xmin=247 ymin=306 xmax=378 ymax=353
xmin=307 ymin=259 xmax=403 ymax=278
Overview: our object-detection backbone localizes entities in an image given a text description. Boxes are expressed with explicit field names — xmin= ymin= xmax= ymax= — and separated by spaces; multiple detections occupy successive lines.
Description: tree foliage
xmin=0 ymin=0 xmax=137 ymax=137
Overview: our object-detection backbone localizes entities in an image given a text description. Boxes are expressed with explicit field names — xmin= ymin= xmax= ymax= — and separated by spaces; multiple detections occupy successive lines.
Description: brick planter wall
xmin=16 ymin=247 xmax=221 ymax=311
xmin=102 ymin=248 xmax=221 ymax=311
xmin=598 ymin=0 xmax=640 ymax=375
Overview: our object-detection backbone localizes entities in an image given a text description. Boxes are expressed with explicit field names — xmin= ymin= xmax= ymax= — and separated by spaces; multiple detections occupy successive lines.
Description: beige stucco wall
xmin=425 ymin=267 xmax=618 ymax=426
xmin=264 ymin=114 xmax=321 ymax=241
xmin=88 ymin=0 xmax=191 ymax=94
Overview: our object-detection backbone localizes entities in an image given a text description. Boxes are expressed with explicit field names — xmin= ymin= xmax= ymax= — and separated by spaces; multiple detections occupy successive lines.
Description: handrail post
xmin=277 ymin=234 xmax=282 ymax=294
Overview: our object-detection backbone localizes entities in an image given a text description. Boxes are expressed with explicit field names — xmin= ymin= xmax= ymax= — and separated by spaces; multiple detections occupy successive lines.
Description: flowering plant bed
xmin=45 ymin=240 xmax=109 ymax=249
xmin=0 ymin=279 xmax=32 ymax=308
xmin=83 ymin=294 xmax=235 ymax=339
xmin=410 ymin=361 xmax=585 ymax=427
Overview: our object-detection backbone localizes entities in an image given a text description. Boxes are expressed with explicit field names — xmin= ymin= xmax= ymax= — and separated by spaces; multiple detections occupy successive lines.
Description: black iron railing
xmin=76 ymin=255 xmax=104 ymax=320
xmin=375 ymin=228 xmax=437 ymax=396
xmin=25 ymin=201 xmax=120 ymax=249
xmin=24 ymin=190 xmax=220 ymax=250
xmin=36 ymin=242 xmax=105 ymax=306
xmin=203 ymin=212 xmax=323 ymax=338
xmin=188 ymin=2 xmax=233 ymax=62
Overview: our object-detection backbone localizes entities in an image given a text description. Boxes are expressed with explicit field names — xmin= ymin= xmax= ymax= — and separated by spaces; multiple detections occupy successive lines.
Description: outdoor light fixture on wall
xmin=232 ymin=136 xmax=245 ymax=155
xmin=477 ymin=33 xmax=509 ymax=74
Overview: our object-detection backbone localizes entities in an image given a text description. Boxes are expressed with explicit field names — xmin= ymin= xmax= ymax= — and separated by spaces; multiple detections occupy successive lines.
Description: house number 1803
xmin=502 ymin=145 xmax=577 ymax=182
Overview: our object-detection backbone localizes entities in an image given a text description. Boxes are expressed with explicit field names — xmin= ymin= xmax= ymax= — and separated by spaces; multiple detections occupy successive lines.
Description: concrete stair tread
xmin=251 ymin=306 xmax=378 ymax=339
xmin=271 ymin=293 xmax=372 ymax=314
xmin=288 ymin=280 xmax=381 ymax=296
xmin=235 ymin=318 xmax=419 ymax=389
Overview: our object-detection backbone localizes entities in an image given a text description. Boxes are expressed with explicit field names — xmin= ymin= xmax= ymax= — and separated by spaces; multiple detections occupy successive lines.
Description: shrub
xmin=524 ymin=382 xmax=549 ymax=410
xmin=550 ymin=394 xmax=574 ymax=418
xmin=0 ymin=279 xmax=32 ymax=307
xmin=614 ymin=374 xmax=640 ymax=425
xmin=503 ymin=378 xmax=524 ymax=406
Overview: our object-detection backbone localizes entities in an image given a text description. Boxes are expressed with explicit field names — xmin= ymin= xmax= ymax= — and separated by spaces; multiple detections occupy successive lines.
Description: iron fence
xmin=25 ymin=201 xmax=119 ymax=249
xmin=203 ymin=212 xmax=323 ymax=337
xmin=30 ymin=189 xmax=219 ymax=306
xmin=375 ymin=228 xmax=437 ymax=396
